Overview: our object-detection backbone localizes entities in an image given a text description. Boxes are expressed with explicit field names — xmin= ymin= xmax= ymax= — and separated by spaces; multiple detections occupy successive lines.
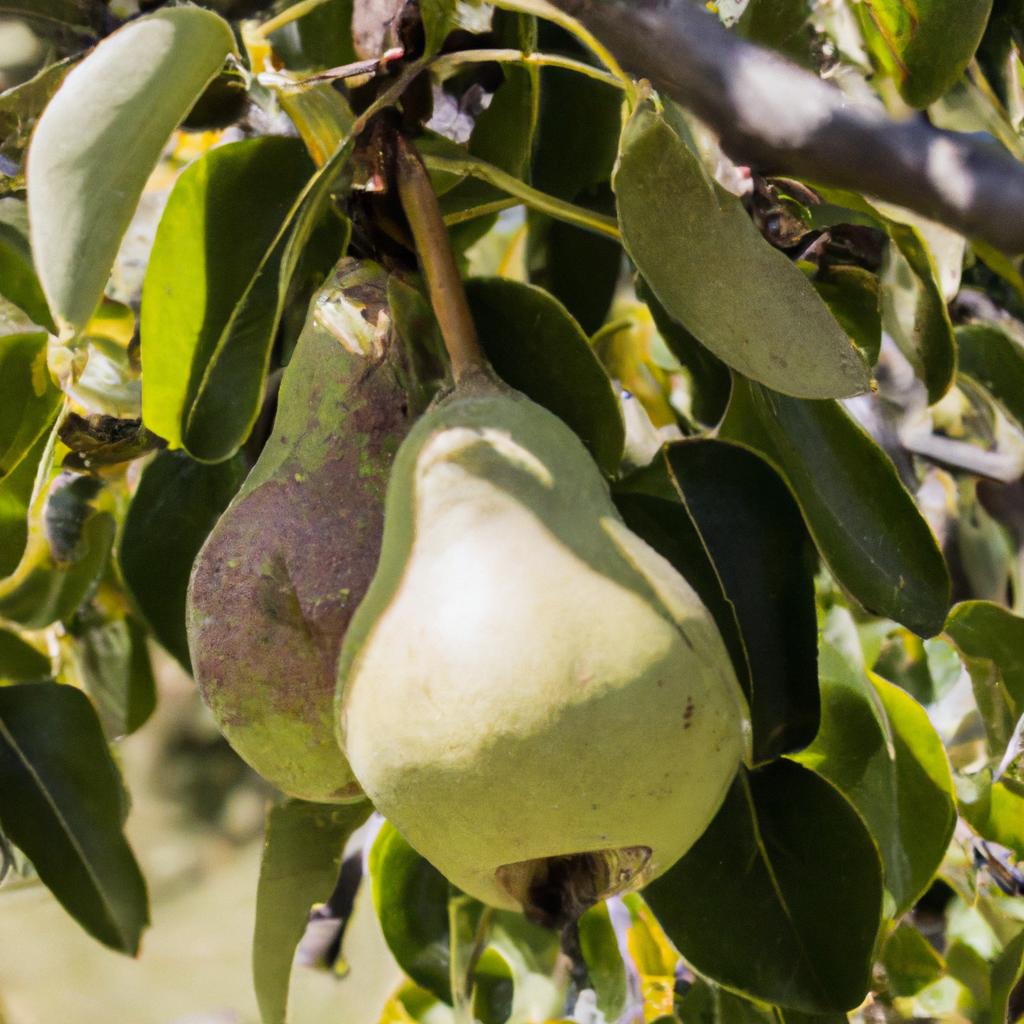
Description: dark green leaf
xmin=0 ymin=331 xmax=60 ymax=479
xmin=253 ymin=799 xmax=371 ymax=1024
xmin=269 ymin=0 xmax=357 ymax=71
xmin=529 ymin=205 xmax=622 ymax=336
xmin=643 ymin=760 xmax=883 ymax=1013
xmin=472 ymin=946 xmax=515 ymax=1024
xmin=370 ymin=820 xmax=453 ymax=1003
xmin=0 ymin=682 xmax=149 ymax=952
xmin=140 ymin=137 xmax=316 ymax=460
xmin=956 ymin=324 xmax=1024 ymax=432
xmin=0 ymin=626 xmax=50 ymax=682
xmin=794 ymin=638 xmax=956 ymax=914
xmin=736 ymin=0 xmax=810 ymax=59
xmin=532 ymin=57 xmax=621 ymax=201
xmin=28 ymin=7 xmax=237 ymax=336
xmin=857 ymin=0 xmax=994 ymax=107
xmin=466 ymin=277 xmax=625 ymax=476
xmin=421 ymin=0 xmax=456 ymax=54
xmin=0 ymin=0 xmax=105 ymax=31
xmin=579 ymin=901 xmax=628 ymax=1021
xmin=0 ymin=201 xmax=56 ymax=331
xmin=665 ymin=440 xmax=819 ymax=762
xmin=615 ymin=105 xmax=870 ymax=400
xmin=814 ymin=266 xmax=882 ymax=367
xmin=72 ymin=614 xmax=156 ymax=738
xmin=120 ymin=450 xmax=246 ymax=670
xmin=471 ymin=63 xmax=538 ymax=181
xmin=721 ymin=377 xmax=951 ymax=637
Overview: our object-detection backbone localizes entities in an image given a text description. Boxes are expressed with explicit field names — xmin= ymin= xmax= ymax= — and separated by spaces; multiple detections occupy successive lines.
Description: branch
xmin=547 ymin=0 xmax=1024 ymax=254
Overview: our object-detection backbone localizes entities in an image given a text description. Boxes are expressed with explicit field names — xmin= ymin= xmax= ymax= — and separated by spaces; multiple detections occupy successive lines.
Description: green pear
xmin=336 ymin=372 xmax=750 ymax=918
xmin=187 ymin=258 xmax=423 ymax=803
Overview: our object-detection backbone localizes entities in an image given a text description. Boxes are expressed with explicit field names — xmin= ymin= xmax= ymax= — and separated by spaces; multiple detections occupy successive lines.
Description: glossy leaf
xmin=28 ymin=8 xmax=236 ymax=336
xmin=120 ymin=450 xmax=246 ymax=670
xmin=956 ymin=324 xmax=1024 ymax=432
xmin=71 ymin=614 xmax=156 ymax=738
xmin=0 ymin=201 xmax=55 ymax=331
xmin=615 ymin=105 xmax=870 ymax=400
xmin=643 ymin=759 xmax=883 ymax=1013
xmin=253 ymin=799 xmax=371 ymax=1024
xmin=794 ymin=638 xmax=957 ymax=915
xmin=858 ymin=0 xmax=994 ymax=107
xmin=665 ymin=440 xmax=819 ymax=762
xmin=141 ymin=137 xmax=316 ymax=458
xmin=814 ymin=266 xmax=882 ymax=367
xmin=370 ymin=820 xmax=453 ymax=1003
xmin=0 ymin=683 xmax=149 ymax=953
xmin=466 ymin=277 xmax=625 ymax=476
xmin=268 ymin=0 xmax=357 ymax=71
xmin=472 ymin=946 xmax=515 ymax=1024
xmin=0 ymin=427 xmax=47 ymax=579
xmin=721 ymin=377 xmax=951 ymax=637
xmin=958 ymin=772 xmax=1024 ymax=861
xmin=0 ymin=331 xmax=60 ymax=479
xmin=0 ymin=626 xmax=50 ymax=683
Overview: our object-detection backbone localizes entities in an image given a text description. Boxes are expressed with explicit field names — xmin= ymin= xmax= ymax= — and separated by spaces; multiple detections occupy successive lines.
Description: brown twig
xmin=548 ymin=0 xmax=1024 ymax=253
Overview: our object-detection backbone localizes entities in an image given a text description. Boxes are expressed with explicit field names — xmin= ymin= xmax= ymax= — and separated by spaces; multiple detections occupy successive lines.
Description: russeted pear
xmin=187 ymin=259 xmax=422 ymax=803
xmin=336 ymin=371 xmax=750 ymax=918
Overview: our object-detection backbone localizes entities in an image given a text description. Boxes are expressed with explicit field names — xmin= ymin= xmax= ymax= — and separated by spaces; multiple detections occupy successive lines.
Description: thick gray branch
xmin=549 ymin=0 xmax=1024 ymax=253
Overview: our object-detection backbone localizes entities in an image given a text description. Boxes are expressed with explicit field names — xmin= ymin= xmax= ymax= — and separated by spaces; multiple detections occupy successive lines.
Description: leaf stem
xmin=422 ymin=153 xmax=621 ymax=240
xmin=395 ymin=136 xmax=489 ymax=383
xmin=431 ymin=47 xmax=624 ymax=90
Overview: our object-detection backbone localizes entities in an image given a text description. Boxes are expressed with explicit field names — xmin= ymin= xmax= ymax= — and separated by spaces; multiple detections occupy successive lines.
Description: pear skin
xmin=187 ymin=259 xmax=418 ymax=802
xmin=337 ymin=379 xmax=750 ymax=911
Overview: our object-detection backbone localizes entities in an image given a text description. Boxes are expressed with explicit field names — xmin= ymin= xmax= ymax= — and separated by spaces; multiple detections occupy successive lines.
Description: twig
xmin=545 ymin=0 xmax=1024 ymax=253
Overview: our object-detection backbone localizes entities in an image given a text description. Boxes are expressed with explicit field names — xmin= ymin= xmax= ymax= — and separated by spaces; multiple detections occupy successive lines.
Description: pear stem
xmin=394 ymin=135 xmax=489 ymax=385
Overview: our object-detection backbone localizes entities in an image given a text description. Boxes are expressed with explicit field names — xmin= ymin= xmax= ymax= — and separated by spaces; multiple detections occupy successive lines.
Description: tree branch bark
xmin=547 ymin=0 xmax=1024 ymax=254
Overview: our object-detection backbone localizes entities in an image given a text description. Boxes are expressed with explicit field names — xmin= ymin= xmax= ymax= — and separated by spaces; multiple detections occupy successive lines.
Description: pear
xmin=187 ymin=258 xmax=422 ymax=803
xmin=337 ymin=376 xmax=749 ymax=916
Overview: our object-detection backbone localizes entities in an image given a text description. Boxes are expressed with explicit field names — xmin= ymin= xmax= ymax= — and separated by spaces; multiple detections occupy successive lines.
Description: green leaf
xmin=466 ymin=277 xmax=625 ymax=476
xmin=720 ymin=377 xmax=951 ymax=637
xmin=665 ymin=440 xmax=819 ymax=763
xmin=470 ymin=62 xmax=538 ymax=182
xmin=529 ymin=204 xmax=622 ymax=336
xmin=27 ymin=8 xmax=237 ymax=336
xmin=794 ymin=638 xmax=957 ymax=915
xmin=880 ymin=221 xmax=957 ymax=404
xmin=370 ymin=820 xmax=453 ymax=1004
xmin=990 ymin=927 xmax=1024 ymax=1024
xmin=0 ymin=331 xmax=60 ymax=479
xmin=119 ymin=450 xmax=246 ymax=670
xmin=0 ymin=0 xmax=105 ymax=31
xmin=0 ymin=432 xmax=115 ymax=629
xmin=956 ymin=324 xmax=1024 ymax=433
xmin=813 ymin=266 xmax=882 ymax=368
xmin=268 ymin=0 xmax=357 ymax=71
xmin=945 ymin=601 xmax=1024 ymax=747
xmin=70 ymin=614 xmax=156 ymax=738
xmin=736 ymin=0 xmax=810 ymax=59
xmin=421 ymin=0 xmax=457 ymax=54
xmin=532 ymin=47 xmax=622 ymax=201
xmin=253 ymin=799 xmax=371 ymax=1024
xmin=880 ymin=922 xmax=945 ymax=997
xmin=0 ymin=682 xmax=149 ymax=953
xmin=0 ymin=626 xmax=50 ymax=682
xmin=615 ymin=105 xmax=870 ymax=400
xmin=140 ymin=137 xmax=316 ymax=458
xmin=643 ymin=759 xmax=883 ymax=1013
xmin=0 ymin=427 xmax=48 ymax=579
xmin=858 ymin=0 xmax=994 ymax=107
xmin=472 ymin=945 xmax=515 ymax=1024
xmin=0 ymin=201 xmax=56 ymax=331
xmin=958 ymin=773 xmax=1024 ymax=859
xmin=579 ymin=901 xmax=628 ymax=1021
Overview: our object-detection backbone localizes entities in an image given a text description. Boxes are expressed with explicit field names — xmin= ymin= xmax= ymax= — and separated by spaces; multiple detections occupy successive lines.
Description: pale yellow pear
xmin=337 ymin=377 xmax=749 ymax=917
